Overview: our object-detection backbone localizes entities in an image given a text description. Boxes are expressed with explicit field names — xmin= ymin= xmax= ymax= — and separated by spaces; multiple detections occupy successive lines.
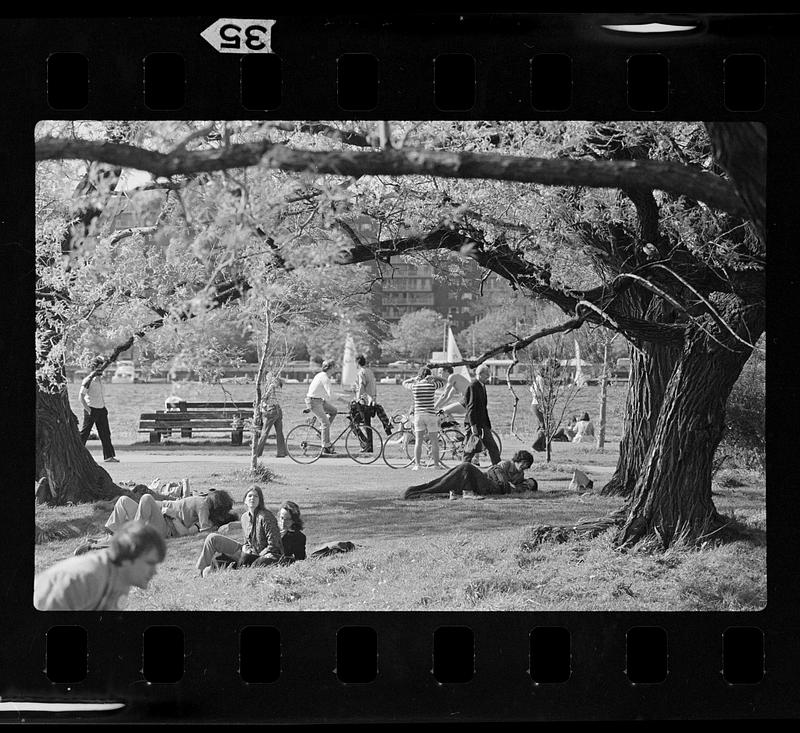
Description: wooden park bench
xmin=138 ymin=401 xmax=253 ymax=445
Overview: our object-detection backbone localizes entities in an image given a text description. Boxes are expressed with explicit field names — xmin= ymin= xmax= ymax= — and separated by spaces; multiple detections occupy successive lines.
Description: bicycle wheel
xmin=345 ymin=424 xmax=383 ymax=464
xmin=488 ymin=430 xmax=503 ymax=457
xmin=285 ymin=424 xmax=323 ymax=464
xmin=439 ymin=428 xmax=466 ymax=467
xmin=382 ymin=430 xmax=415 ymax=469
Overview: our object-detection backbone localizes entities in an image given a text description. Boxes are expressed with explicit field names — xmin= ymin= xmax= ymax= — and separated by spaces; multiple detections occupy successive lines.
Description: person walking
xmin=79 ymin=355 xmax=118 ymax=463
xmin=352 ymin=355 xmax=393 ymax=452
xmin=402 ymin=367 xmax=446 ymax=470
xmin=255 ymin=371 xmax=288 ymax=458
xmin=34 ymin=520 xmax=166 ymax=611
xmin=306 ymin=360 xmax=338 ymax=454
xmin=463 ymin=364 xmax=502 ymax=465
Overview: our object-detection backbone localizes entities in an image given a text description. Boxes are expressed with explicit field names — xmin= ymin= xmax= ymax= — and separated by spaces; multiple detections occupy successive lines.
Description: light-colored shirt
xmin=529 ymin=375 xmax=544 ymax=406
xmin=261 ymin=375 xmax=283 ymax=410
xmin=355 ymin=366 xmax=377 ymax=404
xmin=34 ymin=551 xmax=129 ymax=611
xmin=572 ymin=419 xmax=595 ymax=443
xmin=403 ymin=376 xmax=445 ymax=414
xmin=79 ymin=374 xmax=105 ymax=409
xmin=160 ymin=495 xmax=214 ymax=533
xmin=306 ymin=371 xmax=332 ymax=400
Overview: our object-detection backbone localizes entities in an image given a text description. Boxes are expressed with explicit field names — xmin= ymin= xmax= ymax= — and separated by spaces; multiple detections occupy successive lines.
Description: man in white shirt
xmin=305 ymin=360 xmax=338 ymax=454
xmin=433 ymin=365 xmax=471 ymax=417
xmin=79 ymin=355 xmax=118 ymax=463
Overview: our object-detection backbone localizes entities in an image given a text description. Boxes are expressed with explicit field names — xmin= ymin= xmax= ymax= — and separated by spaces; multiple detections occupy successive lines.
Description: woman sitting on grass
xmin=278 ymin=501 xmax=307 ymax=562
xmin=104 ymin=489 xmax=234 ymax=539
xmin=403 ymin=450 xmax=537 ymax=501
xmin=195 ymin=485 xmax=284 ymax=577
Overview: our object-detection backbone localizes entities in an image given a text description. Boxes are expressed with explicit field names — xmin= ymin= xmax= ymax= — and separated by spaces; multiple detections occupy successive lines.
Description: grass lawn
xmin=34 ymin=434 xmax=766 ymax=612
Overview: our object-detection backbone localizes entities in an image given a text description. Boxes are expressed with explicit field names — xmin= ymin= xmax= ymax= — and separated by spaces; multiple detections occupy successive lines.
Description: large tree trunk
xmin=36 ymin=388 xmax=125 ymax=505
xmin=601 ymin=338 xmax=679 ymax=496
xmin=614 ymin=296 xmax=764 ymax=547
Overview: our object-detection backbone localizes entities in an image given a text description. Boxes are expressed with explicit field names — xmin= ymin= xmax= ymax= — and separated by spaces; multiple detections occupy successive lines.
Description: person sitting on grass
xmin=35 ymin=520 xmax=166 ymax=611
xmin=552 ymin=415 xmax=578 ymax=442
xmin=103 ymin=489 xmax=234 ymax=540
xmin=195 ymin=485 xmax=284 ymax=577
xmin=278 ymin=500 xmax=307 ymax=562
xmin=572 ymin=412 xmax=596 ymax=443
xmin=403 ymin=450 xmax=537 ymax=501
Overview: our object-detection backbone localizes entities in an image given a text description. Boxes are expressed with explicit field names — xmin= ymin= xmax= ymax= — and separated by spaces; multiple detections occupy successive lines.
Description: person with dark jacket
xmin=196 ymin=485 xmax=283 ymax=576
xmin=462 ymin=364 xmax=502 ymax=465
xmin=403 ymin=450 xmax=537 ymax=500
xmin=278 ymin=500 xmax=307 ymax=562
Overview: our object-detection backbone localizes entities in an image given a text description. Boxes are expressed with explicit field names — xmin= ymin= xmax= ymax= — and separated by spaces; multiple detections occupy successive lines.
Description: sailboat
xmin=340 ymin=332 xmax=358 ymax=390
xmin=447 ymin=326 xmax=471 ymax=379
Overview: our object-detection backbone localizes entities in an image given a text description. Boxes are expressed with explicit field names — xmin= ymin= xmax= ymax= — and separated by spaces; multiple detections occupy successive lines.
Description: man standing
xmin=463 ymin=364 xmax=502 ymax=465
xmin=306 ymin=360 xmax=338 ymax=454
xmin=354 ymin=355 xmax=378 ymax=452
xmin=352 ymin=355 xmax=394 ymax=451
xmin=79 ymin=355 xmax=118 ymax=463
xmin=255 ymin=370 xmax=288 ymax=458
xmin=433 ymin=365 xmax=471 ymax=417
xmin=34 ymin=520 xmax=166 ymax=611
xmin=402 ymin=367 xmax=446 ymax=470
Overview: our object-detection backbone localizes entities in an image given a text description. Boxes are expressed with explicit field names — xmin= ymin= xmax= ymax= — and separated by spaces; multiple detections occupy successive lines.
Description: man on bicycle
xmin=433 ymin=365 xmax=471 ymax=419
xmin=305 ymin=360 xmax=338 ymax=455
xmin=402 ymin=367 xmax=446 ymax=471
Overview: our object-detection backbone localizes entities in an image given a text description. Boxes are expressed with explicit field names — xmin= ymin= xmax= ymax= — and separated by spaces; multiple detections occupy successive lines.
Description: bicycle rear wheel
xmin=345 ymin=425 xmax=383 ymax=464
xmin=285 ymin=424 xmax=323 ymax=464
xmin=382 ymin=430 xmax=414 ymax=469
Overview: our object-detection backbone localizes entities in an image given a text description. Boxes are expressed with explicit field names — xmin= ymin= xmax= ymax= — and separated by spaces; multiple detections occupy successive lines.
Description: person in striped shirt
xmin=402 ymin=367 xmax=446 ymax=470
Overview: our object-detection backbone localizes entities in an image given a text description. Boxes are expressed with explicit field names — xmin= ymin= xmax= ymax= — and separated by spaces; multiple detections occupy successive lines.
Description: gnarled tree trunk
xmin=36 ymin=388 xmax=124 ymax=505
xmin=615 ymin=295 xmax=764 ymax=547
xmin=602 ymin=338 xmax=679 ymax=496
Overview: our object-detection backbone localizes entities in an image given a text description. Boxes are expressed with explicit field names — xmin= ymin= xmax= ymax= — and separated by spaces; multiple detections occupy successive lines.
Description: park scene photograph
xmin=34 ymin=120 xmax=765 ymax=612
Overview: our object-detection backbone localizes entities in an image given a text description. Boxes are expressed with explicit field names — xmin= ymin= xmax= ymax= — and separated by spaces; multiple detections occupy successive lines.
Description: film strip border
xmin=46 ymin=50 xmax=766 ymax=114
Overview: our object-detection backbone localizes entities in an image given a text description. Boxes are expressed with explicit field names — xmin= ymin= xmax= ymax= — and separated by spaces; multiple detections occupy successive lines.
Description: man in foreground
xmin=34 ymin=521 xmax=166 ymax=611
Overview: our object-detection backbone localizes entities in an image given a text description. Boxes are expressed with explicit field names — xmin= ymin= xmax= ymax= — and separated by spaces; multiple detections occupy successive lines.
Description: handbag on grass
xmin=463 ymin=431 xmax=485 ymax=454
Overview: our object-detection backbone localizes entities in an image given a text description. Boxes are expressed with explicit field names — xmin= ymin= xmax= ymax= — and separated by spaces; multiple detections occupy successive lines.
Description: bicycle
xmin=382 ymin=411 xmax=503 ymax=469
xmin=285 ymin=409 xmax=384 ymax=465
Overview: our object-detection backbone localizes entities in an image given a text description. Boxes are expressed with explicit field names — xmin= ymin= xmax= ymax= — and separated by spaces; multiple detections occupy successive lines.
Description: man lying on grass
xmin=403 ymin=450 xmax=537 ymax=500
xmin=35 ymin=520 xmax=166 ymax=611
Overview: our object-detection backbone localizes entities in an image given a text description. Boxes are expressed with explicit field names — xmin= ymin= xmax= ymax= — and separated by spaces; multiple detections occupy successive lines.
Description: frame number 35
xmin=201 ymin=19 xmax=276 ymax=54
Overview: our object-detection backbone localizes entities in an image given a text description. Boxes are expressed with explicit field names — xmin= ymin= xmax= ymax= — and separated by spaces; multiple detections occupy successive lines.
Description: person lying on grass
xmin=104 ymin=489 xmax=234 ymax=539
xmin=196 ymin=485 xmax=284 ymax=577
xmin=278 ymin=500 xmax=307 ymax=562
xmin=403 ymin=450 xmax=537 ymax=501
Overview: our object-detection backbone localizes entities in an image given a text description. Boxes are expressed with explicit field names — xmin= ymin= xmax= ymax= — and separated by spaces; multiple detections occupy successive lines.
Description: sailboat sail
xmin=447 ymin=327 xmax=471 ymax=379
xmin=341 ymin=333 xmax=358 ymax=389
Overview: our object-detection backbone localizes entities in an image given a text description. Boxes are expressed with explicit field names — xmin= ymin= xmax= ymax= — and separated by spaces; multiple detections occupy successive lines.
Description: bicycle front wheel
xmin=439 ymin=428 xmax=466 ymax=467
xmin=285 ymin=424 xmax=324 ymax=464
xmin=345 ymin=425 xmax=383 ymax=464
xmin=382 ymin=430 xmax=415 ymax=469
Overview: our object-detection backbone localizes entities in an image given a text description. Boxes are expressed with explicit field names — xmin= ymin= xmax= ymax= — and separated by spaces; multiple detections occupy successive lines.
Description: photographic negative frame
xmin=4 ymin=12 xmax=797 ymax=723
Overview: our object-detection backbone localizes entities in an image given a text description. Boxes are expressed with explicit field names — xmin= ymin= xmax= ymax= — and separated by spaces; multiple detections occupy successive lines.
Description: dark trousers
xmin=463 ymin=423 xmax=501 ymax=465
xmin=350 ymin=402 xmax=393 ymax=452
xmin=404 ymin=463 xmax=494 ymax=499
xmin=79 ymin=406 xmax=116 ymax=459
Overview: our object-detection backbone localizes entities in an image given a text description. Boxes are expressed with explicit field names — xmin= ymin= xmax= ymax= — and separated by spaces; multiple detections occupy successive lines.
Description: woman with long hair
xmin=278 ymin=501 xmax=306 ymax=562
xmin=403 ymin=450 xmax=537 ymax=500
xmin=195 ymin=485 xmax=283 ymax=576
